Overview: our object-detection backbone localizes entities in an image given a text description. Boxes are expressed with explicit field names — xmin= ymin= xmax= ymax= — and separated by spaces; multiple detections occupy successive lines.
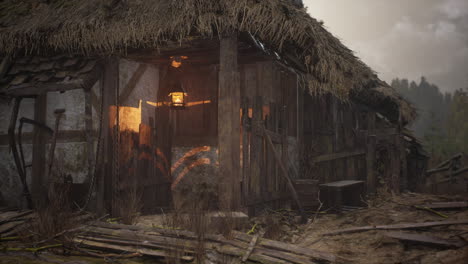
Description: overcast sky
xmin=303 ymin=0 xmax=468 ymax=92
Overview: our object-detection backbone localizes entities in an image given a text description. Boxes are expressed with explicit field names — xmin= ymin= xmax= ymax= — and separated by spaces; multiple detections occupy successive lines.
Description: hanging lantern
xmin=168 ymin=56 xmax=189 ymax=108
xmin=168 ymin=81 xmax=187 ymax=108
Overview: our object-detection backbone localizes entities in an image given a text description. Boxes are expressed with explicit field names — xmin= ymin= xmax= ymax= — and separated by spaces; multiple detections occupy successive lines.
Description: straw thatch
xmin=0 ymin=0 xmax=415 ymax=123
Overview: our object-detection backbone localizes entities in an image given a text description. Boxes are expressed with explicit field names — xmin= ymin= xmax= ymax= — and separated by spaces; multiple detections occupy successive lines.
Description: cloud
xmin=303 ymin=0 xmax=468 ymax=91
xmin=439 ymin=0 xmax=468 ymax=19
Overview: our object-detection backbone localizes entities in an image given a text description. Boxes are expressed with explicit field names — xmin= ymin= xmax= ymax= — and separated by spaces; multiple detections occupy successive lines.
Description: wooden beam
xmin=366 ymin=135 xmax=376 ymax=194
xmin=0 ymin=130 xmax=97 ymax=146
xmin=84 ymin=89 xmax=95 ymax=185
xmin=90 ymin=89 xmax=100 ymax=114
xmin=99 ymin=57 xmax=119 ymax=215
xmin=5 ymin=82 xmax=84 ymax=97
xmin=312 ymin=150 xmax=366 ymax=163
xmin=323 ymin=219 xmax=468 ymax=236
xmin=118 ymin=64 xmax=148 ymax=103
xmin=31 ymin=94 xmax=47 ymax=208
xmin=218 ymin=35 xmax=241 ymax=209
xmin=391 ymin=135 xmax=401 ymax=193
xmin=263 ymin=126 xmax=306 ymax=223
xmin=386 ymin=232 xmax=466 ymax=248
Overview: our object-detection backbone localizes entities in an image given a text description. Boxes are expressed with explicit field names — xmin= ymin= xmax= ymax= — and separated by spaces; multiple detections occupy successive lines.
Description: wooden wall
xmin=303 ymin=93 xmax=367 ymax=184
xmin=240 ymin=61 xmax=299 ymax=215
xmin=302 ymin=91 xmax=407 ymax=194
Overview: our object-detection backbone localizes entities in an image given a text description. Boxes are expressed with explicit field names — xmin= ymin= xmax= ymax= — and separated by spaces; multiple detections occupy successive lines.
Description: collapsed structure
xmin=0 ymin=0 xmax=427 ymax=215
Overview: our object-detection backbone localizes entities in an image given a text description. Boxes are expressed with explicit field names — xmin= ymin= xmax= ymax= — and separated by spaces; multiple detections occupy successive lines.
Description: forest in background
xmin=391 ymin=77 xmax=468 ymax=164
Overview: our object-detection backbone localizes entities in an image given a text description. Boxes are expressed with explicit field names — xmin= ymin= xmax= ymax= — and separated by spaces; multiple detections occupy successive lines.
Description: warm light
xmin=169 ymin=92 xmax=187 ymax=108
xmin=170 ymin=56 xmax=188 ymax=68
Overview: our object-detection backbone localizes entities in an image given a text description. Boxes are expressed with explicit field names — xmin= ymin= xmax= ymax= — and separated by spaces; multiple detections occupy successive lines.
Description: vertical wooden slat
xmin=366 ymin=111 xmax=376 ymax=193
xmin=31 ymin=93 xmax=47 ymax=207
xmin=84 ymin=88 xmax=95 ymax=185
xmin=392 ymin=135 xmax=401 ymax=194
xmin=249 ymin=96 xmax=263 ymax=209
xmin=218 ymin=35 xmax=241 ymax=209
xmin=241 ymin=97 xmax=250 ymax=205
xmin=399 ymin=133 xmax=408 ymax=191
xmin=98 ymin=57 xmax=119 ymax=215
xmin=366 ymin=135 xmax=377 ymax=194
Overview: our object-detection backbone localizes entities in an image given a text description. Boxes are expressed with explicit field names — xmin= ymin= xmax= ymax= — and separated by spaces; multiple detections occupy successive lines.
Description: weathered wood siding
xmin=240 ymin=61 xmax=299 ymax=215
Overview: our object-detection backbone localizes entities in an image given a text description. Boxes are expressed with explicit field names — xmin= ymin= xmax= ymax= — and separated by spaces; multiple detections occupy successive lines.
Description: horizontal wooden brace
xmin=250 ymin=125 xmax=283 ymax=144
xmin=5 ymin=82 xmax=85 ymax=97
xmin=0 ymin=130 xmax=97 ymax=146
xmin=312 ymin=149 xmax=366 ymax=163
xmin=366 ymin=127 xmax=398 ymax=137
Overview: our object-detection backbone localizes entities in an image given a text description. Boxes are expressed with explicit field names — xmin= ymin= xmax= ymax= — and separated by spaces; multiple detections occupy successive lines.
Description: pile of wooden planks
xmin=75 ymin=222 xmax=340 ymax=264
xmin=0 ymin=208 xmax=35 ymax=238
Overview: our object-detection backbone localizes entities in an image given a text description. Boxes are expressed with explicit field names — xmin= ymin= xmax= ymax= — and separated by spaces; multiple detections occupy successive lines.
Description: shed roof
xmin=0 ymin=0 xmax=415 ymax=123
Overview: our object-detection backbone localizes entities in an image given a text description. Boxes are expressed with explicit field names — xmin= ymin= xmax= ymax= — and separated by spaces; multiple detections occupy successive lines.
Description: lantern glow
xmin=169 ymin=91 xmax=187 ymax=108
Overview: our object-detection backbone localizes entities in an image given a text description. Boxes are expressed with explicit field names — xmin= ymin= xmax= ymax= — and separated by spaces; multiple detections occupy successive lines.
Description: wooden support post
xmin=296 ymin=76 xmax=304 ymax=171
xmin=399 ymin=131 xmax=407 ymax=192
xmin=241 ymin=97 xmax=250 ymax=205
xmin=31 ymin=94 xmax=47 ymax=208
xmin=366 ymin=136 xmax=376 ymax=194
xmin=366 ymin=112 xmax=376 ymax=194
xmin=392 ymin=135 xmax=401 ymax=194
xmin=84 ymin=88 xmax=95 ymax=185
xmin=98 ymin=57 xmax=119 ymax=215
xmin=218 ymin=35 xmax=241 ymax=210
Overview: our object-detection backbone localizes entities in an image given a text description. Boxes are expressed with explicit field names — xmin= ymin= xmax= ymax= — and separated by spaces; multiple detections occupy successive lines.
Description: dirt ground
xmin=1 ymin=192 xmax=467 ymax=264
xmin=248 ymin=191 xmax=468 ymax=264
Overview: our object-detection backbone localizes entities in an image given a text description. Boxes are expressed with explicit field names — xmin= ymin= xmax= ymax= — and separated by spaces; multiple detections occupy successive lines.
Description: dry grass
xmin=113 ymin=186 xmax=142 ymax=225
xmin=27 ymin=183 xmax=78 ymax=245
xmin=0 ymin=1 xmax=372 ymax=99
xmin=0 ymin=0 xmax=417 ymax=124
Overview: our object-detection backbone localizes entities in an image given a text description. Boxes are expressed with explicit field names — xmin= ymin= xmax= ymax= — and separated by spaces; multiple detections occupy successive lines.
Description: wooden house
xmin=0 ymin=0 xmax=421 ymax=215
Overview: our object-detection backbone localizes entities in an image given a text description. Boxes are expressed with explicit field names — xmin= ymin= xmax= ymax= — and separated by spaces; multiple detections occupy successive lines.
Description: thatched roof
xmin=0 ymin=0 xmax=415 ymax=123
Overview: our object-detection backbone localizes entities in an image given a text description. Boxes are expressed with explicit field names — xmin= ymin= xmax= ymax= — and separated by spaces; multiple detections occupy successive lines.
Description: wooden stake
xmin=263 ymin=126 xmax=306 ymax=223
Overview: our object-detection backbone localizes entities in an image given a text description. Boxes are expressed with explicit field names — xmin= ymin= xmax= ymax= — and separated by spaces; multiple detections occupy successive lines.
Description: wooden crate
xmin=319 ymin=180 xmax=366 ymax=211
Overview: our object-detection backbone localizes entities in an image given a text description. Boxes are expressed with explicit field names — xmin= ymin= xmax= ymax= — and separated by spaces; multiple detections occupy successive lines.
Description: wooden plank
xmin=385 ymin=232 xmax=466 ymax=248
xmin=241 ymin=97 xmax=250 ymax=205
xmin=249 ymin=96 xmax=263 ymax=210
xmin=98 ymin=57 xmax=119 ymax=215
xmin=84 ymin=88 xmax=95 ymax=184
xmin=312 ymin=150 xmax=366 ymax=163
xmin=233 ymin=231 xmax=338 ymax=263
xmin=5 ymin=82 xmax=84 ymax=96
xmin=263 ymin=129 xmax=282 ymax=143
xmin=420 ymin=202 xmax=468 ymax=210
xmin=263 ymin=126 xmax=306 ymax=223
xmin=391 ymin=134 xmax=401 ymax=193
xmin=0 ymin=130 xmax=98 ymax=145
xmin=90 ymin=89 xmax=100 ymax=115
xmin=218 ymin=35 xmax=241 ymax=209
xmin=366 ymin=135 xmax=376 ymax=194
xmin=241 ymin=232 xmax=263 ymax=262
xmin=31 ymin=93 xmax=47 ymax=208
xmin=323 ymin=219 xmax=468 ymax=236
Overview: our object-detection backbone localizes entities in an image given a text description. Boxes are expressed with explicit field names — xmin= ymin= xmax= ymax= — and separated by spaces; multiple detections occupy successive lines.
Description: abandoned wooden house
xmin=0 ymin=0 xmax=424 ymax=216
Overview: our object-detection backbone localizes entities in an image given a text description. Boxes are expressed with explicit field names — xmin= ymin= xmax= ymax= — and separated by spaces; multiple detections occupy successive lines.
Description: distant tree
xmin=391 ymin=76 xmax=467 ymax=162
xmin=446 ymin=88 xmax=468 ymax=154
